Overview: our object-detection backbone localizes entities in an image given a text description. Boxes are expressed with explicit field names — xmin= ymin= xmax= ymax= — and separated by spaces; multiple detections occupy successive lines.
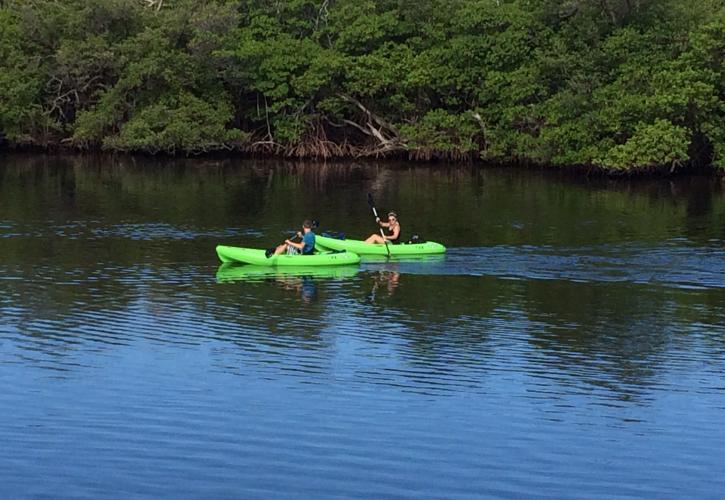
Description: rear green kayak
xmin=315 ymin=235 xmax=446 ymax=256
xmin=216 ymin=245 xmax=361 ymax=266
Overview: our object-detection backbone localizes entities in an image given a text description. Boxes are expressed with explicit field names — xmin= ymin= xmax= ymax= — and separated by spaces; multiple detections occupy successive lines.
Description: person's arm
xmin=383 ymin=225 xmax=400 ymax=241
xmin=376 ymin=218 xmax=390 ymax=228
xmin=285 ymin=239 xmax=304 ymax=250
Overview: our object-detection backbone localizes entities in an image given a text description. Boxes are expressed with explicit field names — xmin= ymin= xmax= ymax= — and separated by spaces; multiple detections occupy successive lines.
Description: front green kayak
xmin=315 ymin=235 xmax=446 ymax=256
xmin=216 ymin=245 xmax=361 ymax=266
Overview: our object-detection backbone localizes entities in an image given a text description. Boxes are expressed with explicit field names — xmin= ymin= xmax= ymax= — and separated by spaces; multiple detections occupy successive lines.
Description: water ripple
xmin=2 ymin=159 xmax=725 ymax=499
xmin=365 ymin=242 xmax=725 ymax=289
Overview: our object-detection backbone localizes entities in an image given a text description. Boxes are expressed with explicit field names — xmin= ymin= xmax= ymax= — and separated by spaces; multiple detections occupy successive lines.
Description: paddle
xmin=367 ymin=193 xmax=391 ymax=258
xmin=265 ymin=220 xmax=320 ymax=258
xmin=265 ymin=233 xmax=299 ymax=258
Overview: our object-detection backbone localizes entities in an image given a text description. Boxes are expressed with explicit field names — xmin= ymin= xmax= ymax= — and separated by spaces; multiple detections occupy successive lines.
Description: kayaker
xmin=273 ymin=219 xmax=316 ymax=256
xmin=364 ymin=211 xmax=401 ymax=244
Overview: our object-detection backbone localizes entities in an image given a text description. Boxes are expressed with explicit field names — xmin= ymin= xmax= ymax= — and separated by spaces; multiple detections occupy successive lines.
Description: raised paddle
xmin=367 ymin=193 xmax=391 ymax=258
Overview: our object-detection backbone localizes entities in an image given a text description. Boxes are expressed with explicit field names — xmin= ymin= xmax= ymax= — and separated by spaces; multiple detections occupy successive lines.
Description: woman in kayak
xmin=364 ymin=211 xmax=401 ymax=244
xmin=273 ymin=219 xmax=316 ymax=256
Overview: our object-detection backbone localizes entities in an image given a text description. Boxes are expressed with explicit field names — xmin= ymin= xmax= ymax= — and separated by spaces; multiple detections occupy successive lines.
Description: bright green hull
xmin=314 ymin=235 xmax=446 ymax=256
xmin=215 ymin=245 xmax=361 ymax=266
xmin=216 ymin=263 xmax=360 ymax=281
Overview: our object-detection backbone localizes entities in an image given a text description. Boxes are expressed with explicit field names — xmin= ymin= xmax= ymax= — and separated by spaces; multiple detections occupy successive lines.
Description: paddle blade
xmin=367 ymin=192 xmax=374 ymax=208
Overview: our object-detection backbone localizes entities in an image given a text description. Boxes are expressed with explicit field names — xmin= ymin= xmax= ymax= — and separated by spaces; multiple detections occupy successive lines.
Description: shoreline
xmin=1 ymin=143 xmax=720 ymax=179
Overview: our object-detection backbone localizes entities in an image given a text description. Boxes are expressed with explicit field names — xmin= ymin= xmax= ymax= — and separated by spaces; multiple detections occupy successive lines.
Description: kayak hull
xmin=216 ymin=245 xmax=361 ymax=266
xmin=314 ymin=235 xmax=446 ymax=256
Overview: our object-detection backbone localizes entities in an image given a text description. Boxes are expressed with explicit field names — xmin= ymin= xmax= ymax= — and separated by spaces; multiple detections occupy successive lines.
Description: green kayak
xmin=216 ymin=245 xmax=361 ymax=266
xmin=315 ymin=235 xmax=446 ymax=256
xmin=216 ymin=263 xmax=360 ymax=281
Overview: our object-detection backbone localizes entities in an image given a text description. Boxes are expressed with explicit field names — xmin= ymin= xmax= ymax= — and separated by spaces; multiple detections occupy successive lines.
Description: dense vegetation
xmin=0 ymin=0 xmax=723 ymax=171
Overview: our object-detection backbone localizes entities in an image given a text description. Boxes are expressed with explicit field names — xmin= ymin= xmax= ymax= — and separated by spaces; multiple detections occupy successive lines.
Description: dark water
xmin=1 ymin=154 xmax=724 ymax=499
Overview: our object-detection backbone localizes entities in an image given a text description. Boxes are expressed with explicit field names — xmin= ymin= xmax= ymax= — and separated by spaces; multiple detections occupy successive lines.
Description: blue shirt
xmin=302 ymin=231 xmax=316 ymax=254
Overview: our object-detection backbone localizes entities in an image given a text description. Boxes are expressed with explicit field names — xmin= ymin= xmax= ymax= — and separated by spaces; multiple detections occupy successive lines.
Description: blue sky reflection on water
xmin=1 ymin=155 xmax=724 ymax=498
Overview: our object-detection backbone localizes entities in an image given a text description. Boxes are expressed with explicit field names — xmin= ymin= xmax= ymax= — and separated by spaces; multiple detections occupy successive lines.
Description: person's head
xmin=387 ymin=212 xmax=398 ymax=223
xmin=302 ymin=219 xmax=313 ymax=232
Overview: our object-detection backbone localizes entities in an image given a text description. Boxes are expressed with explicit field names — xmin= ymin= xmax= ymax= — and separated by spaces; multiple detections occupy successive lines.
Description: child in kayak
xmin=273 ymin=219 xmax=316 ymax=256
xmin=364 ymin=211 xmax=401 ymax=244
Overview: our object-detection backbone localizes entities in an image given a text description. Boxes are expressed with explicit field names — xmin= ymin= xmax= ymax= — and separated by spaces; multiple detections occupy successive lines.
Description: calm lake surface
xmin=1 ymin=154 xmax=724 ymax=499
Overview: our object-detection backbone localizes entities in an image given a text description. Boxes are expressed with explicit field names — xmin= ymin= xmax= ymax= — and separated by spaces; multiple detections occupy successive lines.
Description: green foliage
xmin=597 ymin=119 xmax=690 ymax=170
xmin=398 ymin=110 xmax=481 ymax=156
xmin=0 ymin=9 xmax=44 ymax=141
xmin=0 ymin=0 xmax=722 ymax=170
xmin=326 ymin=1 xmax=399 ymax=54
xmin=71 ymin=0 xmax=244 ymax=152
xmin=103 ymin=92 xmax=246 ymax=153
